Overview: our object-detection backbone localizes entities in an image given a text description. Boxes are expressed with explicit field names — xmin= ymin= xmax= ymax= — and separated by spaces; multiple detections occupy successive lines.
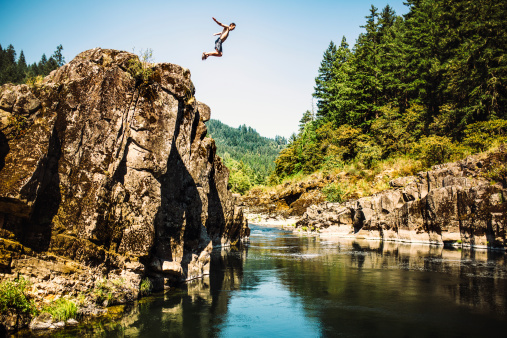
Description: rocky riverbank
xmin=242 ymin=149 xmax=506 ymax=249
xmin=0 ymin=48 xmax=249 ymax=332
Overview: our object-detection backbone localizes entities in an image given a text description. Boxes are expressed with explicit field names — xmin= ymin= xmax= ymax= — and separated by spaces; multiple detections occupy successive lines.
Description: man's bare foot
xmin=202 ymin=53 xmax=208 ymax=60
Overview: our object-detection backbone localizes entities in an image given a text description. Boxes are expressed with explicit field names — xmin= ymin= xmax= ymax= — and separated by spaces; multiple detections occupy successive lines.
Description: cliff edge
xmin=0 ymin=48 xmax=249 ymax=309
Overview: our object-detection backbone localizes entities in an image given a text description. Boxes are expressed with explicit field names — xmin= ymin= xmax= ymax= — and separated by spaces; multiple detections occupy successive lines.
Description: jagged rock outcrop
xmin=239 ymin=175 xmax=328 ymax=218
xmin=0 ymin=48 xmax=249 ymax=312
xmin=296 ymin=150 xmax=506 ymax=249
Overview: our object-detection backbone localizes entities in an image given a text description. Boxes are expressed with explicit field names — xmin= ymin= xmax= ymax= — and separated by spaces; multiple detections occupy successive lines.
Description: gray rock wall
xmin=0 ymin=48 xmax=249 ymax=296
xmin=297 ymin=151 xmax=506 ymax=249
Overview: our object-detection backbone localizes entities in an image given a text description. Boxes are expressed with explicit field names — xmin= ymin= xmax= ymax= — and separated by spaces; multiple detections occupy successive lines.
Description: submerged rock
xmin=0 ymin=48 xmax=249 ymax=313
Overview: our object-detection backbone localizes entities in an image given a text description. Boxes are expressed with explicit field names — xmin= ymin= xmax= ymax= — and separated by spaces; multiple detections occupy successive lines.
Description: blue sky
xmin=0 ymin=0 xmax=408 ymax=139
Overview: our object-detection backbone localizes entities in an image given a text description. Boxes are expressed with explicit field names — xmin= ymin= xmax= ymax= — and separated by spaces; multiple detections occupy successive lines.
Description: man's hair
xmin=231 ymin=23 xmax=236 ymax=26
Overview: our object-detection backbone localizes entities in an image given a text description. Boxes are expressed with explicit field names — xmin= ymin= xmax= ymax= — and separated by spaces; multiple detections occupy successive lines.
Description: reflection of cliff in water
xmin=49 ymin=247 xmax=246 ymax=337
xmin=269 ymin=237 xmax=506 ymax=317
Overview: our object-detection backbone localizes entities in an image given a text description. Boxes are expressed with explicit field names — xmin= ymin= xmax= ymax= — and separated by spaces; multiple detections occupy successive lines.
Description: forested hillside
xmin=273 ymin=0 xmax=506 ymax=182
xmin=206 ymin=119 xmax=286 ymax=193
xmin=0 ymin=44 xmax=65 ymax=85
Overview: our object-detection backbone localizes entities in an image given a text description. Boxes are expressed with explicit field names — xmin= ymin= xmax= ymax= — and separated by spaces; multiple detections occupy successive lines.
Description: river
xmin=23 ymin=224 xmax=507 ymax=337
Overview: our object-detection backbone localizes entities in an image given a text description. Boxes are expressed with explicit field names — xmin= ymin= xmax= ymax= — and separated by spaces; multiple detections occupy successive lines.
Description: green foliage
xmin=8 ymin=114 xmax=28 ymax=137
xmin=486 ymin=163 xmax=507 ymax=184
xmin=272 ymin=0 xmax=507 ymax=182
xmin=139 ymin=278 xmax=153 ymax=297
xmin=42 ymin=298 xmax=77 ymax=322
xmin=463 ymin=120 xmax=507 ymax=151
xmin=0 ymin=44 xmax=65 ymax=85
xmin=356 ymin=142 xmax=382 ymax=169
xmin=0 ymin=277 xmax=37 ymax=317
xmin=127 ymin=48 xmax=154 ymax=87
xmin=411 ymin=136 xmax=468 ymax=168
xmin=322 ymin=182 xmax=349 ymax=203
xmin=223 ymin=154 xmax=252 ymax=194
xmin=370 ymin=104 xmax=426 ymax=156
xmin=206 ymin=119 xmax=286 ymax=188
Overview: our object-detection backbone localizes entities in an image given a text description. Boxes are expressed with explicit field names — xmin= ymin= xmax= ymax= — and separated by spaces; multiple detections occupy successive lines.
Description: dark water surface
xmin=31 ymin=225 xmax=507 ymax=337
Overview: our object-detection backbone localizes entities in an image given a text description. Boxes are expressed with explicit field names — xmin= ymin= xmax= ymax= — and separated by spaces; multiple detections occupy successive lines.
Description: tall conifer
xmin=314 ymin=41 xmax=337 ymax=120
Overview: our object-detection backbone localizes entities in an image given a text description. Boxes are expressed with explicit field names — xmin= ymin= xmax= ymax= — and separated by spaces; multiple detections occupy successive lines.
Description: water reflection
xmin=22 ymin=225 xmax=507 ymax=337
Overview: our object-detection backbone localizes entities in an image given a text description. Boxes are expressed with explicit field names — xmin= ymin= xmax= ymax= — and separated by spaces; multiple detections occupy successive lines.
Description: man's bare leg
xmin=203 ymin=50 xmax=222 ymax=60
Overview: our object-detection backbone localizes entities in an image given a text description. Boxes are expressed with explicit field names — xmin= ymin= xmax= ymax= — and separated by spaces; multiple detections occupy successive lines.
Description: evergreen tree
xmin=349 ymin=5 xmax=381 ymax=128
xmin=299 ymin=110 xmax=314 ymax=131
xmin=52 ymin=44 xmax=65 ymax=67
xmin=313 ymin=41 xmax=337 ymax=120
xmin=206 ymin=119 xmax=287 ymax=186
xmin=0 ymin=44 xmax=66 ymax=85
xmin=327 ymin=36 xmax=354 ymax=125
xmin=2 ymin=44 xmax=18 ymax=84
xmin=16 ymin=50 xmax=27 ymax=83
xmin=441 ymin=0 xmax=507 ymax=127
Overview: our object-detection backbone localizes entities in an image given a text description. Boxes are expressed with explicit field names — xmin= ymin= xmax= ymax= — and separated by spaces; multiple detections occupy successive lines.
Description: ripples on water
xmin=23 ymin=224 xmax=507 ymax=337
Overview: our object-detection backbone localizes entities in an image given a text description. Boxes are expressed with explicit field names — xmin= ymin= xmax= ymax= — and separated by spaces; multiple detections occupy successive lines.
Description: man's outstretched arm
xmin=213 ymin=17 xmax=227 ymax=28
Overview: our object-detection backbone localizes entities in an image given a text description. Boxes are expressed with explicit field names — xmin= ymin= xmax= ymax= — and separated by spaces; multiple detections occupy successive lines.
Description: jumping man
xmin=202 ymin=17 xmax=236 ymax=60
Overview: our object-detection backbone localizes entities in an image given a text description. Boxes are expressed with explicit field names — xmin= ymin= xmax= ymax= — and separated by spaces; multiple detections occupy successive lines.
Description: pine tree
xmin=349 ymin=5 xmax=381 ymax=129
xmin=16 ymin=50 xmax=27 ymax=83
xmin=299 ymin=110 xmax=314 ymax=131
xmin=401 ymin=0 xmax=446 ymax=125
xmin=313 ymin=41 xmax=337 ymax=120
xmin=2 ymin=44 xmax=18 ymax=84
xmin=328 ymin=36 xmax=354 ymax=126
xmin=38 ymin=53 xmax=48 ymax=76
xmin=52 ymin=44 xmax=65 ymax=67
xmin=441 ymin=0 xmax=507 ymax=127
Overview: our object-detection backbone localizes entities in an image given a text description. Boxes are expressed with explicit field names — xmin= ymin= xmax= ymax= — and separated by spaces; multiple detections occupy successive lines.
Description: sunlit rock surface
xmin=297 ymin=151 xmax=506 ymax=249
xmin=0 ymin=48 xmax=249 ymax=316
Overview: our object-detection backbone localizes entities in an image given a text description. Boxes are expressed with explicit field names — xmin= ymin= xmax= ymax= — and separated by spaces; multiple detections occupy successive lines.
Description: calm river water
xmin=28 ymin=224 xmax=507 ymax=337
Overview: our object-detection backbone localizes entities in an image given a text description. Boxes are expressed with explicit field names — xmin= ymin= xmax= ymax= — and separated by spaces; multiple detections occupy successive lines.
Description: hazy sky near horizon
xmin=1 ymin=0 xmax=408 ymax=139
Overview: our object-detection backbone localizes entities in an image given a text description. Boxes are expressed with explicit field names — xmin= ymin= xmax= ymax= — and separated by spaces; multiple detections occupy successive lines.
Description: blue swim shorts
xmin=215 ymin=37 xmax=223 ymax=53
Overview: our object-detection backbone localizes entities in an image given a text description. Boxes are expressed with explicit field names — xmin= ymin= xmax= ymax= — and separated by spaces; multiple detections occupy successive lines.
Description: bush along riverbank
xmin=0 ymin=274 xmax=153 ymax=332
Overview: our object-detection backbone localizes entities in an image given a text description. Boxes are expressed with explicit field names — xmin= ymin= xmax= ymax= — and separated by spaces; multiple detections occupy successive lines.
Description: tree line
xmin=206 ymin=119 xmax=286 ymax=193
xmin=273 ymin=0 xmax=506 ymax=180
xmin=0 ymin=44 xmax=65 ymax=85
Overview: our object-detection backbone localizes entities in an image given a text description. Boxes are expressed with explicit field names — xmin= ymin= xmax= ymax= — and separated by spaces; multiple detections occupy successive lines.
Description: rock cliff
xmin=0 ymin=48 xmax=249 ymax=305
xmin=296 ymin=150 xmax=506 ymax=249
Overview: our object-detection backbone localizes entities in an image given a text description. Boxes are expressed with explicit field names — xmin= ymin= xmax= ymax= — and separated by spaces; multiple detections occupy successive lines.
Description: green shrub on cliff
xmin=140 ymin=278 xmax=153 ymax=296
xmin=0 ymin=277 xmax=37 ymax=317
xmin=127 ymin=48 xmax=154 ymax=87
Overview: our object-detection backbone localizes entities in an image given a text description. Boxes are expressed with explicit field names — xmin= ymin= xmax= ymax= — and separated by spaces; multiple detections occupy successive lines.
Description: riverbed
xmin=21 ymin=224 xmax=507 ymax=337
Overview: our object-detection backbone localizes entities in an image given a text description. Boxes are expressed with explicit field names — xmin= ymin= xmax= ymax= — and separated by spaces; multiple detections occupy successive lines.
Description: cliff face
xmin=296 ymin=150 xmax=506 ymax=249
xmin=0 ymin=48 xmax=249 ymax=295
